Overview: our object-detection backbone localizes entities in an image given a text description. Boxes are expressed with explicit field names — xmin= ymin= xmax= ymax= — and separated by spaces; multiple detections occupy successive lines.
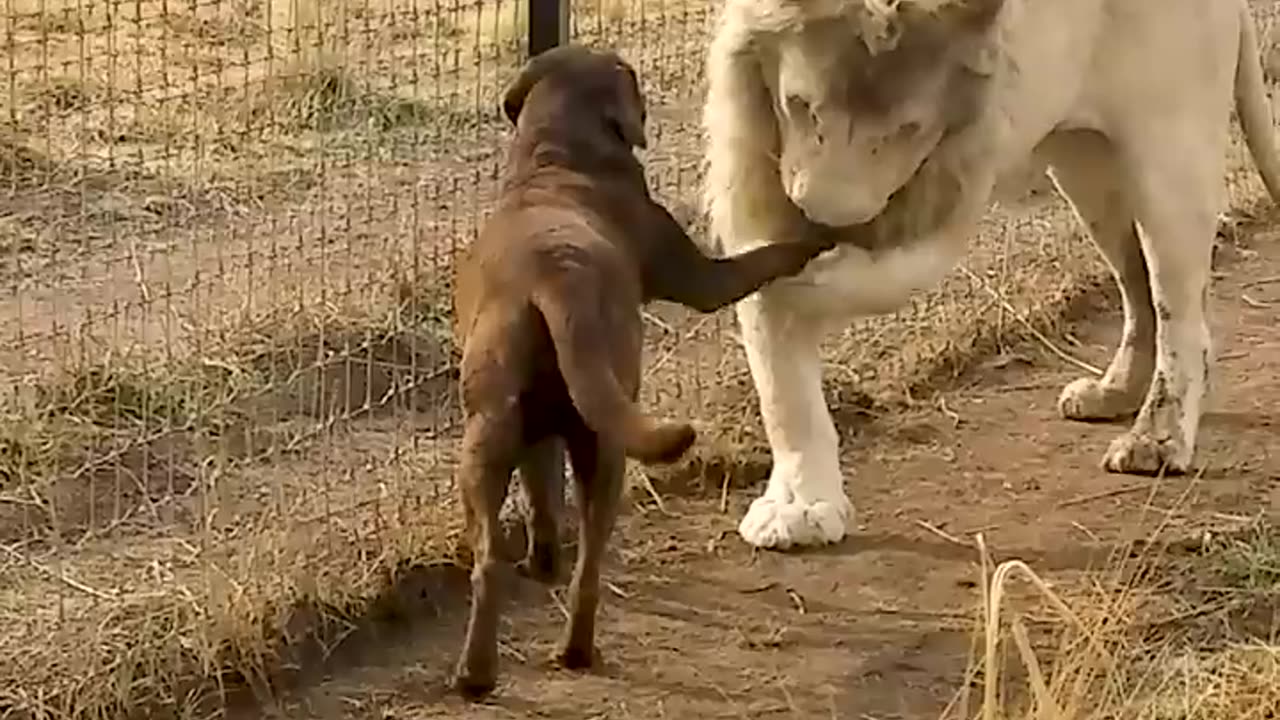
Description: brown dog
xmin=450 ymin=44 xmax=835 ymax=699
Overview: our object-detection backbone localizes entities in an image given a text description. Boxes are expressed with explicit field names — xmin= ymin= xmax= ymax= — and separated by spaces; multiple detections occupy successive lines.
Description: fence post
xmin=528 ymin=0 xmax=569 ymax=56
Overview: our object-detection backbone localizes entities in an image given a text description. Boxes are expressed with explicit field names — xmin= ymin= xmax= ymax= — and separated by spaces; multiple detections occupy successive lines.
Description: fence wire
xmin=0 ymin=0 xmax=1271 ymax=715
xmin=0 ymin=1 xmax=729 ymax=714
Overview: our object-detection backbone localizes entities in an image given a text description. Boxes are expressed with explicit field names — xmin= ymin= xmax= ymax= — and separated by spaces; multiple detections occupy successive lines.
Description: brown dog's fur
xmin=449 ymin=44 xmax=835 ymax=699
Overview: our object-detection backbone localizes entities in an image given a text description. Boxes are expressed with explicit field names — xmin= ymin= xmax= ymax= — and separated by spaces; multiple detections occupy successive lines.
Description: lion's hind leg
xmin=1044 ymin=130 xmax=1157 ymax=422
xmin=1099 ymin=127 xmax=1222 ymax=476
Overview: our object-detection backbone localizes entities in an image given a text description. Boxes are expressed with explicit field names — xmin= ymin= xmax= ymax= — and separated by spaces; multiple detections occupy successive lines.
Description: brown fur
xmin=449 ymin=44 xmax=836 ymax=699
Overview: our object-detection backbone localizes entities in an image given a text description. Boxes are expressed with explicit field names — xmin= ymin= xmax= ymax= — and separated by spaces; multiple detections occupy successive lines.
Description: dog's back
xmin=458 ymin=192 xmax=694 ymax=463
xmin=454 ymin=49 xmax=696 ymax=464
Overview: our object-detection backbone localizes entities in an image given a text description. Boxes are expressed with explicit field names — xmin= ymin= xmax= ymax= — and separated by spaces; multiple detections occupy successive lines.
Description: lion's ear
xmin=942 ymin=0 xmax=1004 ymax=76
xmin=955 ymin=33 xmax=999 ymax=77
xmin=953 ymin=0 xmax=1005 ymax=27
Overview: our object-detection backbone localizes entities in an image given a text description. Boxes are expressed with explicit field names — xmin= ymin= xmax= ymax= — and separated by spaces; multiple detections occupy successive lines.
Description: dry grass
xmin=1 ymin=477 xmax=471 ymax=720
xmin=0 ymin=282 xmax=465 ymax=718
xmin=0 ymin=276 xmax=456 ymax=522
xmin=955 ymin=504 xmax=1280 ymax=720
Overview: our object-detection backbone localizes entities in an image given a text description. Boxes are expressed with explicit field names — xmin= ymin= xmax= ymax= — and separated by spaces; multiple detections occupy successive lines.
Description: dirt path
xmin=240 ymin=217 xmax=1280 ymax=720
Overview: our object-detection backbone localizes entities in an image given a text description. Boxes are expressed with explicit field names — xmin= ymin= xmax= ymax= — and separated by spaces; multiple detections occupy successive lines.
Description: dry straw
xmin=960 ymin=464 xmax=1280 ymax=720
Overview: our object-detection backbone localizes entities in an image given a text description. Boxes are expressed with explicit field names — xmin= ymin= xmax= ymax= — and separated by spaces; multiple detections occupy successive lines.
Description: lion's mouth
xmin=795 ymin=165 xmax=932 ymax=253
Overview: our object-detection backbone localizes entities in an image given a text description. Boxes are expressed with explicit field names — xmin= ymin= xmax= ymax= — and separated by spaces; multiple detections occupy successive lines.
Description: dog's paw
xmin=809 ymin=236 xmax=838 ymax=256
xmin=452 ymin=667 xmax=497 ymax=701
xmin=515 ymin=541 xmax=559 ymax=584
xmin=784 ymin=244 xmax=831 ymax=274
xmin=738 ymin=494 xmax=851 ymax=550
xmin=553 ymin=642 xmax=601 ymax=671
xmin=1058 ymin=377 xmax=1142 ymax=421
xmin=1101 ymin=430 xmax=1191 ymax=476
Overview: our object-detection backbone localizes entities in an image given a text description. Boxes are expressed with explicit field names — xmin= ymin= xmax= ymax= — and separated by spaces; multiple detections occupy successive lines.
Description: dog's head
xmin=501 ymin=44 xmax=648 ymax=150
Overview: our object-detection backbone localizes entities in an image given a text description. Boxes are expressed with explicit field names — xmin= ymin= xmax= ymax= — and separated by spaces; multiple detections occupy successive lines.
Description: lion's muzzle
xmin=785 ymin=168 xmax=890 ymax=227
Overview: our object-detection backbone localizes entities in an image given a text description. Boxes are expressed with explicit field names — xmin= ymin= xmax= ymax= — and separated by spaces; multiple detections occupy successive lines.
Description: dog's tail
xmin=531 ymin=283 xmax=696 ymax=466
xmin=1235 ymin=0 xmax=1280 ymax=204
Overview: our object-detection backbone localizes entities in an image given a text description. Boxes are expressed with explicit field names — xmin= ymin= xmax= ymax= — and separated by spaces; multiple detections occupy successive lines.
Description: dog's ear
xmin=503 ymin=47 xmax=584 ymax=124
xmin=502 ymin=52 xmax=552 ymax=125
xmin=605 ymin=62 xmax=648 ymax=149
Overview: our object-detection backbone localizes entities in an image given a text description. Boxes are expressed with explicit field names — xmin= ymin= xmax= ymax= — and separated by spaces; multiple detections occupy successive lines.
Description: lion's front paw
xmin=737 ymin=494 xmax=851 ymax=550
xmin=1101 ymin=430 xmax=1192 ymax=476
xmin=1058 ymin=377 xmax=1144 ymax=421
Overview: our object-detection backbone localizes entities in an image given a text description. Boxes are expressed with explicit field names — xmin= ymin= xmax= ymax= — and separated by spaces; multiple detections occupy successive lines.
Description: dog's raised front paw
xmin=737 ymin=494 xmax=851 ymax=550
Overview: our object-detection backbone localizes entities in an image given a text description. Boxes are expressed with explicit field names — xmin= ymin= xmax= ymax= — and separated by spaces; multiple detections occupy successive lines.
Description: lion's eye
xmin=784 ymin=94 xmax=809 ymax=120
xmin=786 ymin=94 xmax=823 ymax=132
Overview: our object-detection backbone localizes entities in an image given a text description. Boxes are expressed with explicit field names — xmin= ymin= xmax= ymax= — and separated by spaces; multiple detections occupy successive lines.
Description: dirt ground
xmin=221 ymin=206 xmax=1280 ymax=719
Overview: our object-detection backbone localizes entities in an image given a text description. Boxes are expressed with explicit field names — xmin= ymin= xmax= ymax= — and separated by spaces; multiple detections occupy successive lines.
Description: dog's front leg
xmin=697 ymin=240 xmax=840 ymax=312
xmin=646 ymin=206 xmax=833 ymax=313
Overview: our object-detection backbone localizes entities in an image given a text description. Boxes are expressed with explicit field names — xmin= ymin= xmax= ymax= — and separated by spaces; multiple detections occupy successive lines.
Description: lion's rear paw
xmin=737 ymin=495 xmax=851 ymax=550
xmin=1058 ymin=377 xmax=1143 ymax=421
xmin=1101 ymin=430 xmax=1191 ymax=476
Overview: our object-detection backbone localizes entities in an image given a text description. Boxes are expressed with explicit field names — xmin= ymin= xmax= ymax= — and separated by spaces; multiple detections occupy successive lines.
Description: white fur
xmin=733 ymin=239 xmax=961 ymax=549
xmin=703 ymin=0 xmax=1280 ymax=549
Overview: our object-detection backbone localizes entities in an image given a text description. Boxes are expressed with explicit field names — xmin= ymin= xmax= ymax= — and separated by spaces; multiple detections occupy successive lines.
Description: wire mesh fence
xmin=0 ymin=0 xmax=1272 ymax=715
xmin=0 ymin=0 xmax=726 ymax=713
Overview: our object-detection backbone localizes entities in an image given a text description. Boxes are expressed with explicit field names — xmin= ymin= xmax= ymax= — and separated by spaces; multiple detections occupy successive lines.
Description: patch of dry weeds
xmin=960 ymin=513 xmax=1280 ymax=720
xmin=0 ymin=281 xmax=465 ymax=719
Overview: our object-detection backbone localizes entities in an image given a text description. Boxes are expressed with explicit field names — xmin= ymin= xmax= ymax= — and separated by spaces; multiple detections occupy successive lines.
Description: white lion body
xmin=703 ymin=0 xmax=1280 ymax=549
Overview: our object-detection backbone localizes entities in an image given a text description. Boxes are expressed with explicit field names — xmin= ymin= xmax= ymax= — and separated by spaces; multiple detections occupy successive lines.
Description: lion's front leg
xmin=734 ymin=288 xmax=853 ymax=550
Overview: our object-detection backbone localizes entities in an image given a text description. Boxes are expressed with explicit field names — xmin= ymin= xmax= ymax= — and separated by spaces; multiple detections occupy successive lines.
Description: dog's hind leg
xmin=454 ymin=411 xmax=521 ymax=699
xmin=556 ymin=429 xmax=625 ymax=671
xmin=516 ymin=436 xmax=565 ymax=583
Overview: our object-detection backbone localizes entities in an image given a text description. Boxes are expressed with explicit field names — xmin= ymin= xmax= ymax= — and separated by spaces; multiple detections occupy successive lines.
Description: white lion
xmin=702 ymin=0 xmax=1280 ymax=550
